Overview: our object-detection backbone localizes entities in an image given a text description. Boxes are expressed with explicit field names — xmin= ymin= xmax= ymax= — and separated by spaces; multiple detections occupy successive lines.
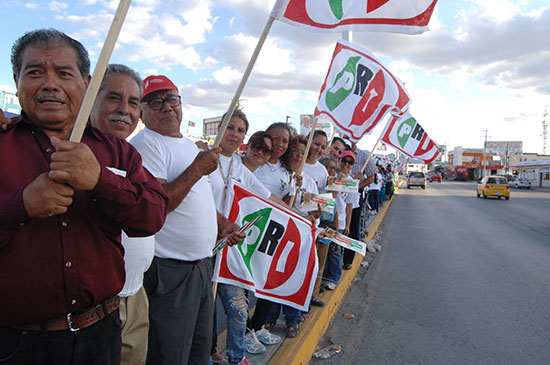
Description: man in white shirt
xmin=131 ymin=75 xmax=243 ymax=365
xmin=90 ymin=64 xmax=153 ymax=365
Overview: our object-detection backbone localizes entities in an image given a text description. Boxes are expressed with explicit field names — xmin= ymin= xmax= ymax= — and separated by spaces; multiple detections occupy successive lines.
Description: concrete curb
xmin=268 ymin=193 xmax=395 ymax=364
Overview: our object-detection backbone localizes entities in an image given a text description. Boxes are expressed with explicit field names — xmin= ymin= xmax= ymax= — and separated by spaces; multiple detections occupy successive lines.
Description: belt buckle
xmin=66 ymin=313 xmax=80 ymax=332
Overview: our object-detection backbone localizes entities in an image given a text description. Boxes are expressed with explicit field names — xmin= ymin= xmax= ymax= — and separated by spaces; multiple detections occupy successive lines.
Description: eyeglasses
xmin=341 ymin=159 xmax=354 ymax=165
xmin=291 ymin=149 xmax=305 ymax=157
xmin=250 ymin=142 xmax=273 ymax=154
xmin=325 ymin=165 xmax=337 ymax=171
xmin=142 ymin=95 xmax=181 ymax=110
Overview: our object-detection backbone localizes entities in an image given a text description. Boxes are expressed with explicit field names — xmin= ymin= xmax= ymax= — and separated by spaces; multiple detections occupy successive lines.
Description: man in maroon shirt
xmin=0 ymin=29 xmax=168 ymax=364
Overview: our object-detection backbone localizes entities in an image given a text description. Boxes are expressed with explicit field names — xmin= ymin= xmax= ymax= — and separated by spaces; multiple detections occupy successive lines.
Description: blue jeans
xmin=323 ymin=233 xmax=343 ymax=284
xmin=266 ymin=303 xmax=302 ymax=327
xmin=368 ymin=189 xmax=380 ymax=212
xmin=217 ymin=283 xmax=247 ymax=364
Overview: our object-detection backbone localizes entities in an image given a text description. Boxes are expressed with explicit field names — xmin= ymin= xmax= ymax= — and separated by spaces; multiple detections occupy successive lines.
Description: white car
xmin=510 ymin=178 xmax=531 ymax=189
xmin=407 ymin=171 xmax=426 ymax=189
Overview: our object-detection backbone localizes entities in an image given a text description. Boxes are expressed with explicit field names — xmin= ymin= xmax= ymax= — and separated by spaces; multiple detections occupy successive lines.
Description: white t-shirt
xmin=336 ymin=177 xmax=359 ymax=230
xmin=119 ymin=233 xmax=155 ymax=297
xmin=211 ymin=154 xmax=271 ymax=215
xmin=368 ymin=173 xmax=383 ymax=191
xmin=131 ymin=128 xmax=217 ymax=261
xmin=254 ymin=160 xmax=291 ymax=199
xmin=303 ymin=161 xmax=329 ymax=192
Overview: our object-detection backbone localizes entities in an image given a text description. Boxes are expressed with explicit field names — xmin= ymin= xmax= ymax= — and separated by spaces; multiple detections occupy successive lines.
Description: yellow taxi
xmin=476 ymin=175 xmax=510 ymax=200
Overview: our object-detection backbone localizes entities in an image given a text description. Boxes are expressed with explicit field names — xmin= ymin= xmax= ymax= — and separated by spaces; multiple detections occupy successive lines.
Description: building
xmin=510 ymin=160 xmax=550 ymax=188
xmin=203 ymin=116 xmax=221 ymax=138
xmin=1 ymin=89 xmax=21 ymax=115
xmin=447 ymin=146 xmax=503 ymax=179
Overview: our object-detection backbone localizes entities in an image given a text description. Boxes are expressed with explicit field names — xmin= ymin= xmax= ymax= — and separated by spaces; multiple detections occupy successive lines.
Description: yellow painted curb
xmin=268 ymin=194 xmax=395 ymax=364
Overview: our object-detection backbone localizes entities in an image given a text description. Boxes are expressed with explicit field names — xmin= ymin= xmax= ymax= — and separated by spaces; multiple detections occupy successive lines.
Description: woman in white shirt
xmin=367 ymin=169 xmax=383 ymax=214
xmin=265 ymin=135 xmax=320 ymax=338
xmin=254 ymin=123 xmax=293 ymax=200
xmin=322 ymin=151 xmax=358 ymax=291
xmin=211 ymin=111 xmax=283 ymax=364
xmin=241 ymin=131 xmax=273 ymax=172
xmin=303 ymin=130 xmax=329 ymax=192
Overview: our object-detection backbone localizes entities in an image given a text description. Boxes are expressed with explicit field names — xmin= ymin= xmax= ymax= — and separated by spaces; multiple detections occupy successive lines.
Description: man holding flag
xmin=0 ymin=29 xmax=168 ymax=364
xmin=130 ymin=75 xmax=244 ymax=365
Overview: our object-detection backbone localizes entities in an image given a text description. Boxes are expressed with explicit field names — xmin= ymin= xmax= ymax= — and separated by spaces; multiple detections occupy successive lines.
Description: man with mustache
xmin=89 ymin=63 xmax=152 ymax=365
xmin=0 ymin=29 xmax=168 ymax=364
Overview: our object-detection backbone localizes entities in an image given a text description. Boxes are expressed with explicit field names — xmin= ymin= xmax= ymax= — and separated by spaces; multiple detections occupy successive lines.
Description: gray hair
xmin=319 ymin=155 xmax=338 ymax=167
xmin=100 ymin=64 xmax=142 ymax=96
xmin=11 ymin=28 xmax=90 ymax=79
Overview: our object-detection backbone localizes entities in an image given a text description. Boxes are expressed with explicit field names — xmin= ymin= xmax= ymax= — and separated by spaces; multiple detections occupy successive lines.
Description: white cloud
xmin=467 ymin=0 xmax=521 ymax=22
xmin=212 ymin=66 xmax=241 ymax=85
xmin=25 ymin=3 xmax=38 ymax=9
xmin=48 ymin=1 xmax=68 ymax=12
xmin=0 ymin=85 xmax=17 ymax=93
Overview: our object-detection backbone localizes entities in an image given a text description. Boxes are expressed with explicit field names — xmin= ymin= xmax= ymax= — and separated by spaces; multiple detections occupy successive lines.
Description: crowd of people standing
xmin=0 ymin=28 xmax=395 ymax=365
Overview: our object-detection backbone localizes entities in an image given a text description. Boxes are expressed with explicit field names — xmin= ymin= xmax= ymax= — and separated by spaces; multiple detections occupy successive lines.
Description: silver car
xmin=510 ymin=178 xmax=531 ymax=189
xmin=407 ymin=171 xmax=426 ymax=189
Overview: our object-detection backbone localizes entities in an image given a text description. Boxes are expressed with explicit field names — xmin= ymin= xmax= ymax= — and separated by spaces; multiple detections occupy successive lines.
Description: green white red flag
xmin=271 ymin=0 xmax=438 ymax=34
xmin=381 ymin=111 xmax=440 ymax=164
xmin=314 ymin=40 xmax=410 ymax=142
xmin=214 ymin=182 xmax=318 ymax=311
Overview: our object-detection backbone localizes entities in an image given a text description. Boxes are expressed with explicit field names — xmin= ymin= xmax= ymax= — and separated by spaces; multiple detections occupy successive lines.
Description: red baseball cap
xmin=340 ymin=151 xmax=355 ymax=161
xmin=142 ymin=75 xmax=178 ymax=100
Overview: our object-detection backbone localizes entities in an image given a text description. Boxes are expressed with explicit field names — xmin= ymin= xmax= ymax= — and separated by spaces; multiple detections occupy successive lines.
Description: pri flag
xmin=271 ymin=0 xmax=438 ymax=35
xmin=381 ymin=111 xmax=440 ymax=164
xmin=314 ymin=40 xmax=410 ymax=142
xmin=215 ymin=182 xmax=318 ymax=311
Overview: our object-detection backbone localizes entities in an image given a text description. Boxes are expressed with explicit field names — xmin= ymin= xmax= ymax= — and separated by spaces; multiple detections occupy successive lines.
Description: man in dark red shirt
xmin=0 ymin=29 xmax=168 ymax=364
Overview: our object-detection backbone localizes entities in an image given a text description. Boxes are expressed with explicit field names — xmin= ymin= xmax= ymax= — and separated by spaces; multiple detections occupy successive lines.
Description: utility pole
xmin=285 ymin=115 xmax=291 ymax=124
xmin=543 ymin=107 xmax=548 ymax=155
xmin=482 ymin=129 xmax=489 ymax=178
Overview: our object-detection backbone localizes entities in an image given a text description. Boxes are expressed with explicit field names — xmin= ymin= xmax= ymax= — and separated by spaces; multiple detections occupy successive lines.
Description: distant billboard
xmin=485 ymin=141 xmax=522 ymax=156
xmin=300 ymin=114 xmax=333 ymax=137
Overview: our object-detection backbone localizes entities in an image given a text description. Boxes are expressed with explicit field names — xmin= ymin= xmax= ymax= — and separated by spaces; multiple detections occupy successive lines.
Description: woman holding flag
xmin=209 ymin=110 xmax=284 ymax=365
xmin=264 ymin=134 xmax=321 ymax=338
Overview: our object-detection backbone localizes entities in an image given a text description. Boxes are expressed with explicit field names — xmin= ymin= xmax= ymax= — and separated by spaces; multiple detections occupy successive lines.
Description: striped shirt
xmin=352 ymin=148 xmax=378 ymax=180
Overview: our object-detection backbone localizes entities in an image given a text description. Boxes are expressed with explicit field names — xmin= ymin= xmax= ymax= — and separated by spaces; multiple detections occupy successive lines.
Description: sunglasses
xmin=250 ymin=142 xmax=273 ymax=154
xmin=341 ymin=158 xmax=355 ymax=165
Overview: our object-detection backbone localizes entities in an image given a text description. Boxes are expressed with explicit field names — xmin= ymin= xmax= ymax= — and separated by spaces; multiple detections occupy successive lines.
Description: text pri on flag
xmin=271 ymin=0 xmax=438 ymax=35
xmin=215 ymin=182 xmax=318 ymax=311
xmin=314 ymin=39 xmax=410 ymax=142
xmin=381 ymin=111 xmax=440 ymax=164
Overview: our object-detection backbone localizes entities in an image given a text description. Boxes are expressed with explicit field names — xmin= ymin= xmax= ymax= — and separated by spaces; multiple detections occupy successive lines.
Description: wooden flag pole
xmin=288 ymin=119 xmax=317 ymax=207
xmin=213 ymin=16 xmax=275 ymax=148
xmin=69 ymin=0 xmax=132 ymax=142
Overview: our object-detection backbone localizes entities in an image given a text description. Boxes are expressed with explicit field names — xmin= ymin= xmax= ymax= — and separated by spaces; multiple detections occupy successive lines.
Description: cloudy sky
xmin=1 ymin=0 xmax=549 ymax=154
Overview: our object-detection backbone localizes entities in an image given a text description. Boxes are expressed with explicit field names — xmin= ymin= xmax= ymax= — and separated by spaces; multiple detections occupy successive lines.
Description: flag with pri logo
xmin=271 ymin=0 xmax=438 ymax=35
xmin=214 ymin=182 xmax=318 ymax=311
xmin=381 ymin=111 xmax=440 ymax=164
xmin=314 ymin=40 xmax=410 ymax=142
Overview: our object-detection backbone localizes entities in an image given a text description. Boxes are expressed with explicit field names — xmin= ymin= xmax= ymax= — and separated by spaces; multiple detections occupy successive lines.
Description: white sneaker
xmin=244 ymin=329 xmax=266 ymax=354
xmin=256 ymin=326 xmax=282 ymax=345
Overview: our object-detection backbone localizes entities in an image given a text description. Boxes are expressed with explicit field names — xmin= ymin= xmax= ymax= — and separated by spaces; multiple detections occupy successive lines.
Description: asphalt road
xmin=312 ymin=181 xmax=550 ymax=364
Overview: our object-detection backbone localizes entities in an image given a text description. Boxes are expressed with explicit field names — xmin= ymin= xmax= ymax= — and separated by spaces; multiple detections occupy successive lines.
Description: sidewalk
xmin=215 ymin=193 xmax=396 ymax=364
